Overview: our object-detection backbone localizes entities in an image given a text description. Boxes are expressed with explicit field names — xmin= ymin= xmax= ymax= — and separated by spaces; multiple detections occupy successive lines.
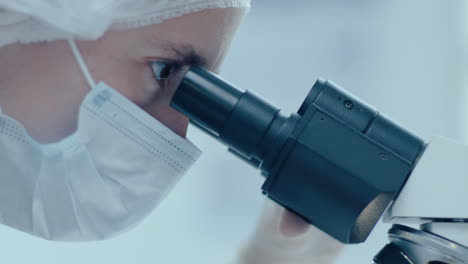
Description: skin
xmin=0 ymin=8 xmax=243 ymax=142
xmin=0 ymin=8 xmax=342 ymax=263
xmin=237 ymin=199 xmax=344 ymax=264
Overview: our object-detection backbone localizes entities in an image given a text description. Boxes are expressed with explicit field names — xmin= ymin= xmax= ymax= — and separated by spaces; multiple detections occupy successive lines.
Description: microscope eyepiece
xmin=171 ymin=67 xmax=244 ymax=136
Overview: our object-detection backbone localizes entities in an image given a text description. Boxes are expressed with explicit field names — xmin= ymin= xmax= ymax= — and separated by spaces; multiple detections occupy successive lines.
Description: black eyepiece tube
xmin=172 ymin=67 xmax=283 ymax=160
xmin=168 ymin=65 xmax=426 ymax=244
xmin=171 ymin=67 xmax=244 ymax=136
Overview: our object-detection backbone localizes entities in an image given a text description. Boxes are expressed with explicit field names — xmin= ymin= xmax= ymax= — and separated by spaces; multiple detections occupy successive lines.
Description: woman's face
xmin=0 ymin=8 xmax=246 ymax=143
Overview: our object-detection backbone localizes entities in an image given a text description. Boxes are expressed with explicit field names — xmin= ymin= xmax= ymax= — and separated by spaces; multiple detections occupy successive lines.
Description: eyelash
xmin=151 ymin=61 xmax=183 ymax=87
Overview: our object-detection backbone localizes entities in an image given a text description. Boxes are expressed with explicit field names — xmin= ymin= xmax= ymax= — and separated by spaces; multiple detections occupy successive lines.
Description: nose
xmin=149 ymin=104 xmax=190 ymax=138
xmin=166 ymin=107 xmax=190 ymax=138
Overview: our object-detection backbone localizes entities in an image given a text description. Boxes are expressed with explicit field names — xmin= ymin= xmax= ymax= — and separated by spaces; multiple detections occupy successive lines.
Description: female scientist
xmin=0 ymin=1 xmax=342 ymax=263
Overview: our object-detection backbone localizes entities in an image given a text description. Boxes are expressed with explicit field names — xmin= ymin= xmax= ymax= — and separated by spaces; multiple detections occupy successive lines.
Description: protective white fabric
xmin=0 ymin=39 xmax=202 ymax=241
xmin=0 ymin=0 xmax=251 ymax=48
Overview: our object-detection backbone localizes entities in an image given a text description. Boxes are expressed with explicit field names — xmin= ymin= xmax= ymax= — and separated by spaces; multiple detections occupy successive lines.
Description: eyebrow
xmin=163 ymin=43 xmax=208 ymax=68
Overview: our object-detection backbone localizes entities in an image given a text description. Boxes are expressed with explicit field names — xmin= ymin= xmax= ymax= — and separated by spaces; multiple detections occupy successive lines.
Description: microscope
xmin=159 ymin=64 xmax=468 ymax=263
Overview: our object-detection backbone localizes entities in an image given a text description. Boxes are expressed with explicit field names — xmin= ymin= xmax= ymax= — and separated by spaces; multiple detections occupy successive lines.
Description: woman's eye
xmin=151 ymin=61 xmax=180 ymax=81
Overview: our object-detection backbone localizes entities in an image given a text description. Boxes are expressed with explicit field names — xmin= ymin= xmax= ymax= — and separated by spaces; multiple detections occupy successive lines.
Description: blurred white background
xmin=0 ymin=1 xmax=467 ymax=263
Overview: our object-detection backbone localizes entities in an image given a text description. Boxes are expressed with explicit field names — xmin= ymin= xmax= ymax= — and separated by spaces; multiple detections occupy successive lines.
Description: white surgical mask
xmin=0 ymin=39 xmax=201 ymax=241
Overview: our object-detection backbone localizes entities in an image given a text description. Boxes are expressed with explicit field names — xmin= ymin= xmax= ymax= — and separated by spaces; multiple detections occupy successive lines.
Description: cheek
xmin=114 ymin=62 xmax=160 ymax=106
xmin=135 ymin=65 xmax=189 ymax=137
xmin=103 ymin=62 xmax=189 ymax=137
xmin=80 ymin=43 xmax=188 ymax=137
xmin=85 ymin=51 xmax=160 ymax=107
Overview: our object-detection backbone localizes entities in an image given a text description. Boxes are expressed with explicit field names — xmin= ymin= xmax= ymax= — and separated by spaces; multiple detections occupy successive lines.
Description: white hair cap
xmin=0 ymin=0 xmax=251 ymax=48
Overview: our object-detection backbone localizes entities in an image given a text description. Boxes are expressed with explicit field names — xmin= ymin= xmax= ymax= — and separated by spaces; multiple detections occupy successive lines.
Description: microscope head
xmin=169 ymin=65 xmax=425 ymax=244
xmin=165 ymin=65 xmax=468 ymax=262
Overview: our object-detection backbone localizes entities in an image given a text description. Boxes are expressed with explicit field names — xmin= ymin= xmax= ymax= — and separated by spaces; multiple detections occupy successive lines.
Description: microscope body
xmin=260 ymin=79 xmax=424 ymax=244
xmin=165 ymin=64 xmax=468 ymax=263
xmin=170 ymin=67 xmax=426 ymax=243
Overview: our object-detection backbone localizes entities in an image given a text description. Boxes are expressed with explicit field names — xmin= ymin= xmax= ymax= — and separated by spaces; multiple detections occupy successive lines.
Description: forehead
xmin=138 ymin=8 xmax=245 ymax=70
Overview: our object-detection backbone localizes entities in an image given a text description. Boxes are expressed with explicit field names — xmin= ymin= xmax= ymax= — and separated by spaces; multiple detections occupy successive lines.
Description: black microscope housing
xmin=169 ymin=66 xmax=425 ymax=244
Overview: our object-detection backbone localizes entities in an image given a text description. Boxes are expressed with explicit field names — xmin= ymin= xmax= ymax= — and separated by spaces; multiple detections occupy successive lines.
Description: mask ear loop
xmin=67 ymin=38 xmax=96 ymax=89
